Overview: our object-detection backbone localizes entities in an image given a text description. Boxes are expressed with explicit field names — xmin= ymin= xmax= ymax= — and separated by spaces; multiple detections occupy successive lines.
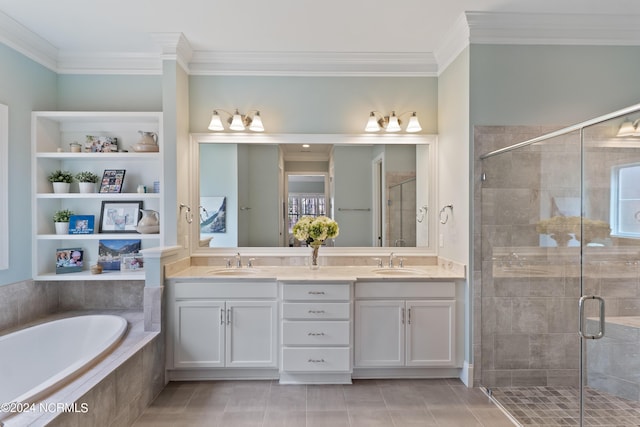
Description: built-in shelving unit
xmin=32 ymin=111 xmax=164 ymax=281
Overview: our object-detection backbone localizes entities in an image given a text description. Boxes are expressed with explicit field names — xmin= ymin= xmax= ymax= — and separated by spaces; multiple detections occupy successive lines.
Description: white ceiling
xmin=0 ymin=0 xmax=639 ymax=75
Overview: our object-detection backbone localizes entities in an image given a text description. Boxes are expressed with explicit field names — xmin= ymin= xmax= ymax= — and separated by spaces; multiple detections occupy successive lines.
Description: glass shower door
xmin=581 ymin=115 xmax=640 ymax=425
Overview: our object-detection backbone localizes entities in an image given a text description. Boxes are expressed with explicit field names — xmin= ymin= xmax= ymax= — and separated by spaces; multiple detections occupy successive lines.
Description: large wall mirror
xmin=189 ymin=133 xmax=437 ymax=255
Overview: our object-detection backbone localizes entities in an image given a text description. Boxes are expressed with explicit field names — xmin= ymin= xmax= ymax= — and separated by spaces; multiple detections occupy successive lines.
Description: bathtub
xmin=0 ymin=315 xmax=127 ymax=411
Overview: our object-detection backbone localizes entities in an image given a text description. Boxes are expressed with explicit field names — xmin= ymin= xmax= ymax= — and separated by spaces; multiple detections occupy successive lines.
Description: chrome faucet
xmin=389 ymin=252 xmax=404 ymax=268
xmin=235 ymin=252 xmax=242 ymax=268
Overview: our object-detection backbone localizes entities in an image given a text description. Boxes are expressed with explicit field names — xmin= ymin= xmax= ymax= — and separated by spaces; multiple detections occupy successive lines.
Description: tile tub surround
xmin=587 ymin=316 xmax=640 ymax=402
xmin=0 ymin=279 xmax=145 ymax=333
xmin=0 ymin=280 xmax=58 ymax=331
xmin=1 ymin=310 xmax=163 ymax=427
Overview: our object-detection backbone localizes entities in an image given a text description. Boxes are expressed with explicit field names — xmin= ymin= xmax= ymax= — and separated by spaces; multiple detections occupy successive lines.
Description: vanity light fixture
xmin=365 ymin=111 xmax=422 ymax=133
xmin=208 ymin=109 xmax=264 ymax=132
xmin=616 ymin=117 xmax=640 ymax=137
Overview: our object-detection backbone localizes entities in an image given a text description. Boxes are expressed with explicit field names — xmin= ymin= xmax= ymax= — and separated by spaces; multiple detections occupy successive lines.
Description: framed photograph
xmin=200 ymin=196 xmax=227 ymax=233
xmin=99 ymin=169 xmax=126 ymax=193
xmin=98 ymin=239 xmax=141 ymax=271
xmin=85 ymin=135 xmax=117 ymax=153
xmin=121 ymin=253 xmax=145 ymax=271
xmin=68 ymin=215 xmax=95 ymax=234
xmin=56 ymin=247 xmax=84 ymax=274
xmin=99 ymin=201 xmax=142 ymax=233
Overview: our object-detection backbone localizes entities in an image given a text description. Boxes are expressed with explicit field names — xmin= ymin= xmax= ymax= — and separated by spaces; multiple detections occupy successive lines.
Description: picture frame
xmin=200 ymin=196 xmax=227 ymax=233
xmin=98 ymin=239 xmax=141 ymax=271
xmin=85 ymin=135 xmax=117 ymax=153
xmin=68 ymin=215 xmax=95 ymax=234
xmin=99 ymin=201 xmax=142 ymax=233
xmin=99 ymin=169 xmax=126 ymax=193
xmin=56 ymin=247 xmax=84 ymax=274
xmin=120 ymin=253 xmax=145 ymax=271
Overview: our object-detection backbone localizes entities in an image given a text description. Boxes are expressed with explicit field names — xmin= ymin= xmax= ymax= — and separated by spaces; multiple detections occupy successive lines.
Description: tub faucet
xmin=235 ymin=252 xmax=242 ymax=268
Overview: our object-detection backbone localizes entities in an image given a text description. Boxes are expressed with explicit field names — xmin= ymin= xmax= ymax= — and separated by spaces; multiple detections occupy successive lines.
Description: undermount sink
xmin=207 ymin=268 xmax=259 ymax=276
xmin=372 ymin=268 xmax=426 ymax=276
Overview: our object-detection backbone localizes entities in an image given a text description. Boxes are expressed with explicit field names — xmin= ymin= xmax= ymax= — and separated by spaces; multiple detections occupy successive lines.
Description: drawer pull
xmin=308 ymin=291 xmax=326 ymax=295
xmin=308 ymin=310 xmax=326 ymax=314
xmin=308 ymin=358 xmax=325 ymax=363
xmin=307 ymin=332 xmax=325 ymax=336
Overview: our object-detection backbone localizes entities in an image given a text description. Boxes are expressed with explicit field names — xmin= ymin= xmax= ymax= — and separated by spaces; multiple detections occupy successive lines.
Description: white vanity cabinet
xmin=279 ymin=281 xmax=353 ymax=384
xmin=354 ymin=281 xmax=456 ymax=368
xmin=167 ymin=280 xmax=278 ymax=379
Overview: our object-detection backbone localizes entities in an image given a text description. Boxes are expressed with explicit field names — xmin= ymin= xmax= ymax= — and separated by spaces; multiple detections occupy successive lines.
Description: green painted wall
xmin=0 ymin=43 xmax=57 ymax=285
xmin=189 ymin=76 xmax=438 ymax=134
xmin=470 ymin=45 xmax=640 ymax=127
xmin=57 ymin=75 xmax=162 ymax=111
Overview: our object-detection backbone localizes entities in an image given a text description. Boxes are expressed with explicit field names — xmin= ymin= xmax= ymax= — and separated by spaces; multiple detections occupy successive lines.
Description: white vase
xmin=55 ymin=222 xmax=69 ymax=235
xmin=78 ymin=182 xmax=95 ymax=193
xmin=52 ymin=182 xmax=70 ymax=194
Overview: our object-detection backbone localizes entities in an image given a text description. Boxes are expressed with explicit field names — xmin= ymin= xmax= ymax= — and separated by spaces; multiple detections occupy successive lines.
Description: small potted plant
xmin=48 ymin=170 xmax=74 ymax=193
xmin=75 ymin=171 xmax=100 ymax=193
xmin=53 ymin=209 xmax=74 ymax=234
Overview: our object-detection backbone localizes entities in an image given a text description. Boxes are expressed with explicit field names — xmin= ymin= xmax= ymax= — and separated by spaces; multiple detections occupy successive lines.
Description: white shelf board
xmin=37 ymin=233 xmax=161 ymax=240
xmin=34 ymin=269 xmax=146 ymax=282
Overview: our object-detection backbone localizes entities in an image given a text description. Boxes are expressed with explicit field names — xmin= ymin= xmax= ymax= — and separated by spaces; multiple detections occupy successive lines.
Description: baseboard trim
xmin=460 ymin=361 xmax=473 ymax=387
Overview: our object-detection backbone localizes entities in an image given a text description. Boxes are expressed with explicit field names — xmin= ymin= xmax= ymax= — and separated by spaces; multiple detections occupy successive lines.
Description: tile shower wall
xmin=474 ymin=125 xmax=640 ymax=389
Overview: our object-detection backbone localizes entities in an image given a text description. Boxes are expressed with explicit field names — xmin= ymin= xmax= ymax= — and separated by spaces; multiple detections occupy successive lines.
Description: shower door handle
xmin=578 ymin=295 xmax=605 ymax=339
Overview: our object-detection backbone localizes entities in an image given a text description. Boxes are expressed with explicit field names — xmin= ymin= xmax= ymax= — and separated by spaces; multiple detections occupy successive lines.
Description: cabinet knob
xmin=307 ymin=332 xmax=325 ymax=336
xmin=308 ymin=359 xmax=325 ymax=363
xmin=308 ymin=310 xmax=325 ymax=314
xmin=308 ymin=291 xmax=325 ymax=295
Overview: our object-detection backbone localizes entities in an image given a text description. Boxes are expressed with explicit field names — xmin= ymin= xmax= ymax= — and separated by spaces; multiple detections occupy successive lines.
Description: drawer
xmin=282 ymin=284 xmax=350 ymax=301
xmin=355 ymin=281 xmax=455 ymax=299
xmin=282 ymin=347 xmax=351 ymax=372
xmin=282 ymin=303 xmax=350 ymax=320
xmin=283 ymin=321 xmax=350 ymax=346
xmin=173 ymin=281 xmax=277 ymax=299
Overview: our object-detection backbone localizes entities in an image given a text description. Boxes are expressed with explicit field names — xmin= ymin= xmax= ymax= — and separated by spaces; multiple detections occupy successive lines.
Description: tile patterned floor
xmin=489 ymin=386 xmax=640 ymax=426
xmin=133 ymin=379 xmax=516 ymax=427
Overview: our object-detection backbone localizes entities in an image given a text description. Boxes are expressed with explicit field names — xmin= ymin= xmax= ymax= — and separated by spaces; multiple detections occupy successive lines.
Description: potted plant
xmin=48 ymin=170 xmax=74 ymax=194
xmin=53 ymin=209 xmax=74 ymax=234
xmin=75 ymin=171 xmax=99 ymax=193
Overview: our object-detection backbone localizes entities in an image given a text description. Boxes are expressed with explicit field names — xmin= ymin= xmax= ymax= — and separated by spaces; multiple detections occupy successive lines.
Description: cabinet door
xmin=225 ymin=300 xmax=278 ymax=368
xmin=354 ymin=300 xmax=404 ymax=367
xmin=174 ymin=300 xmax=225 ymax=368
xmin=406 ymin=300 xmax=455 ymax=367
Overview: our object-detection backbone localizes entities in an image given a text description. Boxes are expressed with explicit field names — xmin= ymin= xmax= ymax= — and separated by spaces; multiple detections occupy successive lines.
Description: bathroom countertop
xmin=166 ymin=264 xmax=465 ymax=281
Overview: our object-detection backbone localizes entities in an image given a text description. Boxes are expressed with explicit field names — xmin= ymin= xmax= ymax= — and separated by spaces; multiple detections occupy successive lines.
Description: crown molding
xmin=0 ymin=10 xmax=58 ymax=71
xmin=466 ymin=12 xmax=640 ymax=46
xmin=3 ymin=11 xmax=640 ymax=76
xmin=189 ymin=51 xmax=438 ymax=76
xmin=150 ymin=32 xmax=193 ymax=73
xmin=57 ymin=52 xmax=162 ymax=75
xmin=434 ymin=13 xmax=470 ymax=75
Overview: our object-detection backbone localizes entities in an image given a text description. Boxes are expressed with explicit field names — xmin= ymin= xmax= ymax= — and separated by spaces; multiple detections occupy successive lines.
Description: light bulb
xmin=248 ymin=111 xmax=264 ymax=132
xmin=208 ymin=111 xmax=224 ymax=131
xmin=229 ymin=109 xmax=245 ymax=131
xmin=405 ymin=113 xmax=422 ymax=133
xmin=386 ymin=112 xmax=401 ymax=132
xmin=365 ymin=112 xmax=381 ymax=132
